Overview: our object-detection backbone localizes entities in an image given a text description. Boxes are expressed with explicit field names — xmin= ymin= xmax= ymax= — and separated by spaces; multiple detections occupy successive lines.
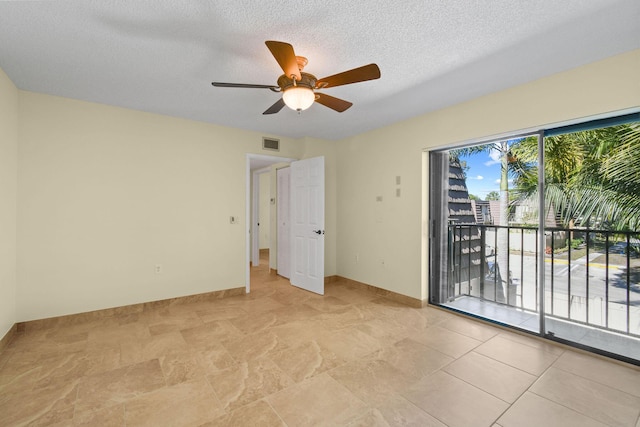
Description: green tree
xmin=485 ymin=191 xmax=500 ymax=201
xmin=511 ymin=123 xmax=640 ymax=230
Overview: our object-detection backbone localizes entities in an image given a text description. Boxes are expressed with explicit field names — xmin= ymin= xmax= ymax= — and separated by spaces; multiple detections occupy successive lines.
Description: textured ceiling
xmin=1 ymin=1 xmax=638 ymax=140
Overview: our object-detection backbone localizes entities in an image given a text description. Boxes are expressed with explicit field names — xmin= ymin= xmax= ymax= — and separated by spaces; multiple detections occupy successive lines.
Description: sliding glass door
xmin=429 ymin=134 xmax=542 ymax=332
xmin=429 ymin=113 xmax=640 ymax=364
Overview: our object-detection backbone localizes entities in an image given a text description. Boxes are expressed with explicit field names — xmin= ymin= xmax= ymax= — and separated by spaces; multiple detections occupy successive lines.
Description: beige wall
xmin=16 ymin=91 xmax=324 ymax=321
xmin=0 ymin=68 xmax=18 ymax=337
xmin=336 ymin=49 xmax=640 ymax=301
xmin=5 ymin=49 xmax=638 ymax=323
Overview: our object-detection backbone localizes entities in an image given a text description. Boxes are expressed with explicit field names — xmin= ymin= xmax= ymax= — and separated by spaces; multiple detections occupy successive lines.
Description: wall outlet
xmin=355 ymin=254 xmax=359 ymax=264
xmin=155 ymin=264 xmax=162 ymax=274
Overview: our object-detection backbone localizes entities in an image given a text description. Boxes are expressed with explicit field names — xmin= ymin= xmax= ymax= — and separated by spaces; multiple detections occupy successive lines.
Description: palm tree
xmin=576 ymin=123 xmax=640 ymax=230
xmin=511 ymin=123 xmax=640 ymax=231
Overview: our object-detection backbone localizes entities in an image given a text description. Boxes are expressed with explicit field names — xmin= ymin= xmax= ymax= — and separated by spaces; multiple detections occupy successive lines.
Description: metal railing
xmin=448 ymin=223 xmax=640 ymax=338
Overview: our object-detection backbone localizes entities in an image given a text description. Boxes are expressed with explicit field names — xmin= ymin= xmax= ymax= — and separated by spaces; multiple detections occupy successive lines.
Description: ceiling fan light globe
xmin=283 ymin=87 xmax=315 ymax=111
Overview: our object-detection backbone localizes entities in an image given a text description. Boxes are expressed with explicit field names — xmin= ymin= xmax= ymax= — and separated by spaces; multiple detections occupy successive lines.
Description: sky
xmin=458 ymin=147 xmax=513 ymax=199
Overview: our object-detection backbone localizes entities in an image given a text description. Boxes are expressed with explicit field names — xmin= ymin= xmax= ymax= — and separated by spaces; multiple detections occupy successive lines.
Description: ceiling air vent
xmin=262 ymin=137 xmax=280 ymax=152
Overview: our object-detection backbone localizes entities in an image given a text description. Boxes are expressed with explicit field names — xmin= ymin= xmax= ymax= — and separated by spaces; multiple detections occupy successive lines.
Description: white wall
xmin=16 ymin=91 xmax=319 ymax=321
xmin=0 ymin=68 xmax=18 ymax=337
xmin=258 ymin=172 xmax=270 ymax=249
xmin=336 ymin=49 xmax=640 ymax=301
xmin=268 ymin=162 xmax=291 ymax=272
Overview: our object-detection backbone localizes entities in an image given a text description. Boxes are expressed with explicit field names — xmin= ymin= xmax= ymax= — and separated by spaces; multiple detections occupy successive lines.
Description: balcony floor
xmin=445 ymin=295 xmax=640 ymax=363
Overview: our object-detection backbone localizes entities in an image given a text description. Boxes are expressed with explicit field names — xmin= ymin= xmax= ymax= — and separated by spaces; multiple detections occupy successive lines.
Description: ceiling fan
xmin=212 ymin=41 xmax=381 ymax=115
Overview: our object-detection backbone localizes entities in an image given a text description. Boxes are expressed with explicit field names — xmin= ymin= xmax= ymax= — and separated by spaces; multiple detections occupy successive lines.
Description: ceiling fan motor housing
xmin=277 ymin=72 xmax=317 ymax=91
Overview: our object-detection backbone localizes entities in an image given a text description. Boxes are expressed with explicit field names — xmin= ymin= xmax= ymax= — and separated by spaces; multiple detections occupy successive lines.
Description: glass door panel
xmin=430 ymin=134 xmax=541 ymax=331
xmin=541 ymin=122 xmax=640 ymax=363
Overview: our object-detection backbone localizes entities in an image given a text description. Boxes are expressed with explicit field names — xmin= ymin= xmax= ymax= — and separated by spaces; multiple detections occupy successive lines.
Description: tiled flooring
xmin=1 ymin=257 xmax=640 ymax=426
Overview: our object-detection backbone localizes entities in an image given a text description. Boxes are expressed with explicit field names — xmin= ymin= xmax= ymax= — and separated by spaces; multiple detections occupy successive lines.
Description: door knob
xmin=313 ymin=230 xmax=325 ymax=235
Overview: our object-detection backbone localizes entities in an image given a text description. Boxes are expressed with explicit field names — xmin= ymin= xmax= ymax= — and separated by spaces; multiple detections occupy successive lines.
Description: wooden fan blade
xmin=316 ymin=64 xmax=380 ymax=89
xmin=212 ymin=82 xmax=279 ymax=90
xmin=263 ymin=98 xmax=286 ymax=115
xmin=265 ymin=41 xmax=301 ymax=81
xmin=315 ymin=93 xmax=352 ymax=112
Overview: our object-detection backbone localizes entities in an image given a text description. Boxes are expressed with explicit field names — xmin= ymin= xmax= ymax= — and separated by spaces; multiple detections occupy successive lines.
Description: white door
xmin=290 ymin=156 xmax=325 ymax=295
xmin=277 ymin=167 xmax=291 ymax=278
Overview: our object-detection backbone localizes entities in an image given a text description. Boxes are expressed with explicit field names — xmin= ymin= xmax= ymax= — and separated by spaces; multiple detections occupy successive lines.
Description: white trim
xmin=245 ymin=156 xmax=251 ymax=293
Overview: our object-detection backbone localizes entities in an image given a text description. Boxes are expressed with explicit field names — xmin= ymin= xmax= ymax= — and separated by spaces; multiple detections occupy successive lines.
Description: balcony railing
xmin=448 ymin=223 xmax=640 ymax=338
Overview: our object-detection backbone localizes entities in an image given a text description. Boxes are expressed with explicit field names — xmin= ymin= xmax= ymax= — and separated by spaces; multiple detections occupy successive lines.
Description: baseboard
xmin=12 ymin=278 xmax=426 ymax=336
xmin=16 ymin=286 xmax=245 ymax=334
xmin=332 ymin=276 xmax=426 ymax=308
xmin=0 ymin=323 xmax=17 ymax=354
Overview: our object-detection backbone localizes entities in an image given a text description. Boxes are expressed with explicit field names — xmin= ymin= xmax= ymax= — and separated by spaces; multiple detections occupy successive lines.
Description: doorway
xmin=245 ymin=154 xmax=295 ymax=293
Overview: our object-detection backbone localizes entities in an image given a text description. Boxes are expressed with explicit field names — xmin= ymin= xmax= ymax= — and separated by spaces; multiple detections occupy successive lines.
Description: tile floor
xmin=1 ymin=256 xmax=640 ymax=426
